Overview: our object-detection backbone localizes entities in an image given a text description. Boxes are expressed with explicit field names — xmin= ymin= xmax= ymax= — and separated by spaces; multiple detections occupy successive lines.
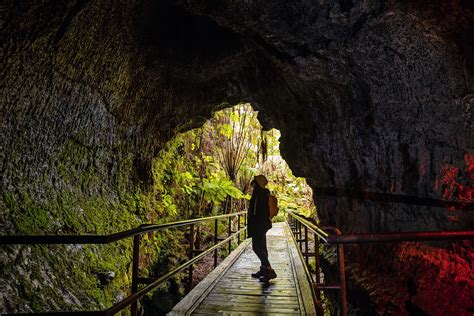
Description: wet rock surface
xmin=1 ymin=0 xmax=473 ymax=314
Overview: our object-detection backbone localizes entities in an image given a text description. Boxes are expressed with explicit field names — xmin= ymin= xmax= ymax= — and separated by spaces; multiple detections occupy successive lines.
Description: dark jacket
xmin=247 ymin=185 xmax=272 ymax=237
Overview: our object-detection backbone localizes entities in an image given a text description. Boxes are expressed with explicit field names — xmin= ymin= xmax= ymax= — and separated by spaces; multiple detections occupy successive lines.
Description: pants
xmin=252 ymin=232 xmax=270 ymax=267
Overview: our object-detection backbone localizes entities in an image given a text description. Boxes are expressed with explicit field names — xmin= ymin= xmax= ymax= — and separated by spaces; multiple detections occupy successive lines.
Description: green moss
xmin=3 ymin=166 xmax=154 ymax=311
xmin=117 ymin=152 xmax=136 ymax=198
xmin=3 ymin=192 xmax=17 ymax=210
xmin=2 ymin=165 xmax=184 ymax=312
xmin=31 ymin=293 xmax=45 ymax=312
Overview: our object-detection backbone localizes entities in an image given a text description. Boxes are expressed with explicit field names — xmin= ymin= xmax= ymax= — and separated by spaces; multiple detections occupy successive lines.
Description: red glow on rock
xmin=465 ymin=153 xmax=474 ymax=180
xmin=437 ymin=154 xmax=474 ymax=210
xmin=396 ymin=242 xmax=474 ymax=316
xmin=441 ymin=165 xmax=460 ymax=200
xmin=346 ymin=242 xmax=474 ymax=315
xmin=447 ymin=215 xmax=459 ymax=222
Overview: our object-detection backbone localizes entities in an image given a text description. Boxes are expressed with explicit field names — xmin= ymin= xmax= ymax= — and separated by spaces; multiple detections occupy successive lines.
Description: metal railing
xmin=0 ymin=211 xmax=248 ymax=315
xmin=3 ymin=206 xmax=473 ymax=315
xmin=284 ymin=209 xmax=474 ymax=316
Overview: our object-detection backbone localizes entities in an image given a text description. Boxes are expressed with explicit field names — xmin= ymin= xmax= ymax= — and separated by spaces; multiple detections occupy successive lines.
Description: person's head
xmin=253 ymin=174 xmax=268 ymax=189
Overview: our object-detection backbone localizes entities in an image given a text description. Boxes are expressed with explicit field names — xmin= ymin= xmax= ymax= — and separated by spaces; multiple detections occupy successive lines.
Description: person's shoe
xmin=260 ymin=268 xmax=277 ymax=283
xmin=251 ymin=266 xmax=265 ymax=278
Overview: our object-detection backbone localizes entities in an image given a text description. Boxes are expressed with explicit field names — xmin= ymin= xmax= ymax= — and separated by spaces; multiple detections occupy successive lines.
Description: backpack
xmin=268 ymin=194 xmax=279 ymax=218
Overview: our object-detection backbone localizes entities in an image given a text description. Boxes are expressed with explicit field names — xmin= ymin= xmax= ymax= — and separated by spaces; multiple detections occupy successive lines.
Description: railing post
xmin=337 ymin=244 xmax=348 ymax=316
xmin=314 ymin=232 xmax=322 ymax=303
xmin=196 ymin=224 xmax=201 ymax=251
xmin=131 ymin=235 xmax=140 ymax=316
xmin=298 ymin=222 xmax=303 ymax=250
xmin=304 ymin=226 xmax=309 ymax=266
xmin=314 ymin=233 xmax=320 ymax=284
xmin=323 ymin=225 xmax=348 ymax=316
xmin=244 ymin=213 xmax=247 ymax=239
xmin=187 ymin=223 xmax=195 ymax=292
xmin=214 ymin=218 xmax=218 ymax=268
xmin=227 ymin=216 xmax=232 ymax=254
xmin=237 ymin=214 xmax=241 ymax=244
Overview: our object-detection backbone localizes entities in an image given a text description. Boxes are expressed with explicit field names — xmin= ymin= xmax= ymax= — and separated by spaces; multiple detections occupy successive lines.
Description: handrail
xmin=285 ymin=209 xmax=329 ymax=242
xmin=1 ymin=211 xmax=248 ymax=315
xmin=285 ymin=216 xmax=325 ymax=315
xmin=106 ymin=226 xmax=247 ymax=315
xmin=284 ymin=209 xmax=474 ymax=244
xmin=284 ymin=209 xmax=474 ymax=316
xmin=0 ymin=211 xmax=246 ymax=245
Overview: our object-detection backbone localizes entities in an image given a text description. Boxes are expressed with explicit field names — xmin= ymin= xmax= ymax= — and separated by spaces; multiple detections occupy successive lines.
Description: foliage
xmin=208 ymin=104 xmax=261 ymax=187
xmin=202 ymin=176 xmax=249 ymax=204
xmin=260 ymin=129 xmax=318 ymax=219
xmin=151 ymin=104 xmax=318 ymax=222
xmin=151 ymin=125 xmax=250 ymax=219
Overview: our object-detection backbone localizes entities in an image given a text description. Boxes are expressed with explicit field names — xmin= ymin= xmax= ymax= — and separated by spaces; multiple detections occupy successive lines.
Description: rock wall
xmin=1 ymin=0 xmax=473 ymax=314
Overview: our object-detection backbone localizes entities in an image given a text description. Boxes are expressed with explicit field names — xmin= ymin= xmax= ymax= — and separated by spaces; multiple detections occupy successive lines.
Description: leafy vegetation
xmin=140 ymin=103 xmax=318 ymax=311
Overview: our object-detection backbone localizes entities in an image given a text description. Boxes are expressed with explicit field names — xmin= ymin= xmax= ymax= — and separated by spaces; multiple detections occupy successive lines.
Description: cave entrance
xmin=143 ymin=103 xmax=320 ymax=313
xmin=152 ymin=103 xmax=318 ymax=222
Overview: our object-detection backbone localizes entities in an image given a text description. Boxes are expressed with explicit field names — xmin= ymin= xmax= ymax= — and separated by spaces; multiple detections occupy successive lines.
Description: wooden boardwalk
xmin=169 ymin=223 xmax=316 ymax=315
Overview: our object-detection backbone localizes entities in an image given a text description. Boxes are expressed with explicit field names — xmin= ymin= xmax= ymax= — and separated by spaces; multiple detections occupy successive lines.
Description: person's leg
xmin=259 ymin=232 xmax=277 ymax=282
xmin=252 ymin=233 xmax=268 ymax=266
xmin=260 ymin=232 xmax=270 ymax=267
xmin=252 ymin=233 xmax=276 ymax=281
xmin=251 ymin=236 xmax=266 ymax=277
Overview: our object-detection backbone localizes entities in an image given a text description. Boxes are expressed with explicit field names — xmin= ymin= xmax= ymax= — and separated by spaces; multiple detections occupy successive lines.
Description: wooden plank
xmin=286 ymin=225 xmax=317 ymax=315
xmin=206 ymin=293 xmax=299 ymax=301
xmin=212 ymin=284 xmax=299 ymax=292
xmin=212 ymin=288 xmax=299 ymax=297
xmin=213 ymin=280 xmax=298 ymax=288
xmin=167 ymin=239 xmax=250 ymax=316
xmin=193 ymin=311 xmax=262 ymax=316
xmin=194 ymin=304 xmax=300 ymax=313
xmin=197 ymin=300 xmax=300 ymax=309
xmin=193 ymin=312 xmax=301 ymax=316
xmin=198 ymin=300 xmax=299 ymax=309
xmin=203 ymin=300 xmax=299 ymax=308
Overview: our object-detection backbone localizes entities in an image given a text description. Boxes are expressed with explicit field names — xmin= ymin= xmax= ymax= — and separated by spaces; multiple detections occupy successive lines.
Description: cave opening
xmin=150 ymin=102 xmax=318 ymax=220
xmin=136 ymin=103 xmax=323 ymax=314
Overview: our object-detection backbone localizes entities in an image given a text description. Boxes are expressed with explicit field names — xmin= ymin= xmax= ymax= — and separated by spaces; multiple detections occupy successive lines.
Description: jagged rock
xmin=96 ymin=271 xmax=115 ymax=287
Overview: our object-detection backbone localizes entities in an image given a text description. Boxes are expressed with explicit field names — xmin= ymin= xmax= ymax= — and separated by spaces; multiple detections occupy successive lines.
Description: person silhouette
xmin=247 ymin=175 xmax=277 ymax=282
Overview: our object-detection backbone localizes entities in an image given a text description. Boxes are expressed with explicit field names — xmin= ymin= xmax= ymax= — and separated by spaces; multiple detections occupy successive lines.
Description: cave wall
xmin=1 ymin=0 xmax=473 ymax=314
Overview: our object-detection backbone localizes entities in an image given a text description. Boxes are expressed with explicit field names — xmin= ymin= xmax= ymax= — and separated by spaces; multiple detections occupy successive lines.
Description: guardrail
xmin=0 ymin=211 xmax=248 ymax=315
xmin=284 ymin=209 xmax=474 ymax=316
